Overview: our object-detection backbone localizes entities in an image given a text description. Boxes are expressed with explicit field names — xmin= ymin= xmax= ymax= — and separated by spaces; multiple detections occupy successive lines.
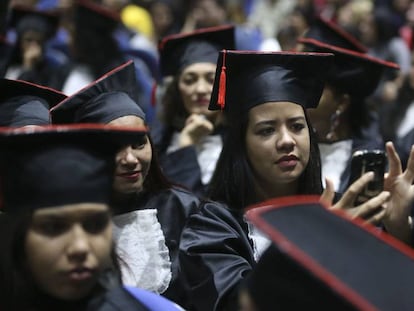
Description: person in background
xmin=0 ymin=124 xmax=182 ymax=310
xmin=297 ymin=35 xmax=399 ymax=195
xmin=179 ymin=50 xmax=414 ymax=311
xmin=51 ymin=60 xmax=201 ymax=310
xmin=4 ymin=5 xmax=69 ymax=89
xmin=152 ymin=25 xmax=235 ymax=197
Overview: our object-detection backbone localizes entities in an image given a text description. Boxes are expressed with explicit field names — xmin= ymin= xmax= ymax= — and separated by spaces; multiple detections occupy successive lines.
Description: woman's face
xmin=108 ymin=116 xmax=152 ymax=194
xmin=178 ymin=62 xmax=218 ymax=119
xmin=246 ymin=102 xmax=310 ymax=192
xmin=25 ymin=203 xmax=112 ymax=300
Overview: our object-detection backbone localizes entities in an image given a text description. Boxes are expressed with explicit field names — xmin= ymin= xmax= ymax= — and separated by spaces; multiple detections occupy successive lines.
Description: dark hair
xmin=144 ymin=135 xmax=173 ymax=193
xmin=158 ymin=76 xmax=188 ymax=130
xmin=0 ymin=210 xmax=33 ymax=310
xmin=208 ymin=107 xmax=323 ymax=210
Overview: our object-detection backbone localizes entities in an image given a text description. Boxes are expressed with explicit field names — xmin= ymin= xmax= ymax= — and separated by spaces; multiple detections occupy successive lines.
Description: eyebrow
xmin=254 ymin=116 xmax=306 ymax=126
xmin=34 ymin=210 xmax=109 ymax=222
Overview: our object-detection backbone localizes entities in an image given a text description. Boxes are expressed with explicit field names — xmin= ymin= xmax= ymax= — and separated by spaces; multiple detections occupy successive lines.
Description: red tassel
xmin=217 ymin=50 xmax=227 ymax=110
xmin=151 ymin=81 xmax=157 ymax=107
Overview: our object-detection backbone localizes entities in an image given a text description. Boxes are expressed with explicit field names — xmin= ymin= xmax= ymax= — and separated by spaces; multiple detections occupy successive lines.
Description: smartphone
xmin=347 ymin=149 xmax=387 ymax=205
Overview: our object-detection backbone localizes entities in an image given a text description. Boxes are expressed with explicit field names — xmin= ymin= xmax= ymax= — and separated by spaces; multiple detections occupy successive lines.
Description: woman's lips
xmin=276 ymin=156 xmax=298 ymax=169
xmin=67 ymin=268 xmax=95 ymax=282
xmin=117 ymin=171 xmax=141 ymax=181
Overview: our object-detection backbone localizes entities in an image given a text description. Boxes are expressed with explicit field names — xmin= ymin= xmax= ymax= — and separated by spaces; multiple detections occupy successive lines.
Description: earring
xmin=325 ymin=109 xmax=341 ymax=142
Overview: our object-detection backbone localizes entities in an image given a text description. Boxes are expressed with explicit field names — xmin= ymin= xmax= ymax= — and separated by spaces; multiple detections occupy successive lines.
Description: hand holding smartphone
xmin=347 ymin=149 xmax=387 ymax=205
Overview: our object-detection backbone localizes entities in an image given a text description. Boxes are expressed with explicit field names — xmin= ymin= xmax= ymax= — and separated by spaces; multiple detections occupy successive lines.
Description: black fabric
xmin=303 ymin=16 xmax=367 ymax=52
xmin=51 ymin=60 xmax=145 ymax=124
xmin=247 ymin=200 xmax=414 ymax=310
xmin=0 ymin=78 xmax=66 ymax=108
xmin=9 ymin=6 xmax=60 ymax=39
xmin=209 ymin=51 xmax=333 ymax=113
xmin=246 ymin=245 xmax=357 ymax=311
xmin=75 ymin=0 xmax=120 ymax=32
xmin=179 ymin=202 xmax=255 ymax=311
xmin=112 ymin=187 xmax=201 ymax=310
xmin=0 ymin=95 xmax=50 ymax=126
xmin=299 ymin=38 xmax=400 ymax=97
xmin=87 ymin=287 xmax=150 ymax=311
xmin=0 ymin=126 xmax=146 ymax=212
xmin=159 ymin=25 xmax=235 ymax=77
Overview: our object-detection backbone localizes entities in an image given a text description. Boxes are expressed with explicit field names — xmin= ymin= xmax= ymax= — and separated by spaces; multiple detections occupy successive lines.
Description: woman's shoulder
xmin=124 ymin=286 xmax=184 ymax=311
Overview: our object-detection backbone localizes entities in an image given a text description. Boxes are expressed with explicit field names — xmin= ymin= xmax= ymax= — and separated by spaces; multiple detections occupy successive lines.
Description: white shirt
xmin=112 ymin=209 xmax=172 ymax=294
xmin=319 ymin=140 xmax=353 ymax=191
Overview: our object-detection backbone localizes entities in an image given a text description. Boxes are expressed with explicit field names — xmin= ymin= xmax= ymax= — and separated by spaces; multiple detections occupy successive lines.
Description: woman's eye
xmin=131 ymin=136 xmax=147 ymax=149
xmin=257 ymin=127 xmax=274 ymax=136
xmin=83 ymin=214 xmax=110 ymax=234
xmin=36 ymin=220 xmax=68 ymax=236
xmin=291 ymin=123 xmax=306 ymax=132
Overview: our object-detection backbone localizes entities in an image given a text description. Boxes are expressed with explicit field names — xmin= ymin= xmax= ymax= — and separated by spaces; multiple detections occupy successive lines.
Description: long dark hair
xmin=158 ymin=76 xmax=188 ymax=131
xmin=208 ymin=108 xmax=323 ymax=210
xmin=143 ymin=135 xmax=173 ymax=193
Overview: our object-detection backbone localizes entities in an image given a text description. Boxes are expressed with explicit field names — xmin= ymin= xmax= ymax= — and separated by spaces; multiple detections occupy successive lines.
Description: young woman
xmin=4 ymin=5 xmax=69 ymax=90
xmin=151 ymin=25 xmax=235 ymax=197
xmin=179 ymin=50 xmax=414 ymax=311
xmin=0 ymin=124 xmax=181 ymax=311
xmin=297 ymin=36 xmax=399 ymax=194
xmin=50 ymin=60 xmax=202 ymax=310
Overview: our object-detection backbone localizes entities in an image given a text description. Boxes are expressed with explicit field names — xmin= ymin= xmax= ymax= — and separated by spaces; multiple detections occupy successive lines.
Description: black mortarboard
xmin=244 ymin=195 xmax=414 ymax=310
xmin=209 ymin=50 xmax=333 ymax=114
xmin=298 ymin=38 xmax=400 ymax=97
xmin=75 ymin=0 xmax=120 ymax=32
xmin=0 ymin=79 xmax=67 ymax=127
xmin=9 ymin=5 xmax=60 ymax=39
xmin=301 ymin=16 xmax=368 ymax=52
xmin=0 ymin=124 xmax=147 ymax=213
xmin=50 ymin=60 xmax=145 ymax=124
xmin=158 ymin=25 xmax=235 ymax=77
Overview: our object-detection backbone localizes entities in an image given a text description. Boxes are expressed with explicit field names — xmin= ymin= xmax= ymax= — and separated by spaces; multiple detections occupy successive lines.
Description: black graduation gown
xmin=114 ymin=186 xmax=201 ymax=309
xmin=151 ymin=124 xmax=226 ymax=198
xmin=179 ymin=202 xmax=256 ymax=311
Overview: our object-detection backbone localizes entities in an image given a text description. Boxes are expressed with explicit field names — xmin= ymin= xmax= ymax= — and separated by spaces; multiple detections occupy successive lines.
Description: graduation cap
xmin=9 ymin=5 xmax=60 ymax=39
xmin=74 ymin=0 xmax=120 ymax=32
xmin=50 ymin=60 xmax=145 ymax=124
xmin=209 ymin=50 xmax=334 ymax=113
xmin=244 ymin=195 xmax=414 ymax=310
xmin=300 ymin=15 xmax=368 ymax=52
xmin=158 ymin=24 xmax=235 ymax=77
xmin=0 ymin=124 xmax=147 ymax=213
xmin=298 ymin=38 xmax=399 ymax=97
xmin=0 ymin=79 xmax=67 ymax=127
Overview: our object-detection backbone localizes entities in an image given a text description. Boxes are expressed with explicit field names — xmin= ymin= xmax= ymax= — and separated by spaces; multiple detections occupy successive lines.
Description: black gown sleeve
xmin=147 ymin=187 xmax=201 ymax=309
xmin=179 ymin=202 xmax=256 ymax=311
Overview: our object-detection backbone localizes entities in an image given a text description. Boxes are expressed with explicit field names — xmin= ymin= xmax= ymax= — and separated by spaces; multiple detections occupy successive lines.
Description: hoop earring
xmin=325 ymin=109 xmax=341 ymax=142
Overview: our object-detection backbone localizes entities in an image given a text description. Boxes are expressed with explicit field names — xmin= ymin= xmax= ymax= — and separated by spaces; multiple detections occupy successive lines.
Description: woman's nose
xmin=66 ymin=225 xmax=90 ymax=263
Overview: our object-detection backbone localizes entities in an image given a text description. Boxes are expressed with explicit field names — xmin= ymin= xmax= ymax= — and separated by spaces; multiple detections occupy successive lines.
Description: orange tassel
xmin=217 ymin=50 xmax=227 ymax=110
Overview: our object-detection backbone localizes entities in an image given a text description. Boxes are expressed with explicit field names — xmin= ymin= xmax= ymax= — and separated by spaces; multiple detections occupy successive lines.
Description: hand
xmin=382 ymin=142 xmax=414 ymax=244
xmin=321 ymin=174 xmax=390 ymax=225
xmin=179 ymin=114 xmax=214 ymax=147
xmin=23 ymin=43 xmax=42 ymax=69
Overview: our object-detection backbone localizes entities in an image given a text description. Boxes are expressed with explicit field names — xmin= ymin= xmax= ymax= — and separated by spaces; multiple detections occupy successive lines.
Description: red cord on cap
xmin=151 ymin=81 xmax=157 ymax=107
xmin=217 ymin=50 xmax=227 ymax=110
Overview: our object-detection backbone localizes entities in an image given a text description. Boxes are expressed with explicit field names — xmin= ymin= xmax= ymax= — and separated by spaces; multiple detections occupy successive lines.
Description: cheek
xmin=25 ymin=232 xmax=62 ymax=279
xmin=93 ymin=229 xmax=113 ymax=267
